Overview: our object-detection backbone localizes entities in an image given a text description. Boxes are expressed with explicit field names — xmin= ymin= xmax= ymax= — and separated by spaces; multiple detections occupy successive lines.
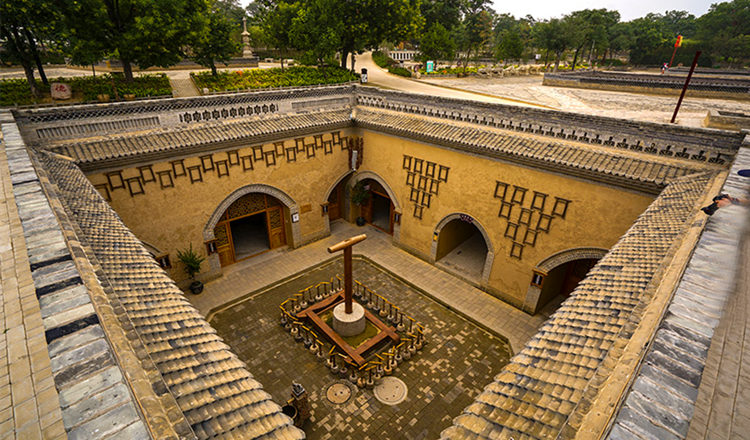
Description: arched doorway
xmin=433 ymin=214 xmax=493 ymax=284
xmin=360 ymin=179 xmax=394 ymax=234
xmin=212 ymin=193 xmax=287 ymax=266
xmin=523 ymin=247 xmax=608 ymax=314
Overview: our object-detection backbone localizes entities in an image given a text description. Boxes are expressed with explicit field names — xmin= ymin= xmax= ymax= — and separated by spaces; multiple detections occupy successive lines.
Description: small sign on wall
xmin=292 ymin=213 xmax=300 ymax=223
xmin=433 ymin=232 xmax=438 ymax=242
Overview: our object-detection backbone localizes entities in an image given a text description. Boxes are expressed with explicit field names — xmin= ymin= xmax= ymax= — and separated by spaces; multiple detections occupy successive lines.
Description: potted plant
xmin=349 ymin=181 xmax=371 ymax=226
xmin=177 ymin=244 xmax=206 ymax=294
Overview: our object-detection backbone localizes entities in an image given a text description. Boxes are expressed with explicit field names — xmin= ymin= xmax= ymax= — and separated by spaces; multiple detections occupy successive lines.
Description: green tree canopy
xmin=420 ymin=22 xmax=456 ymax=62
xmin=191 ymin=5 xmax=241 ymax=75
xmin=290 ymin=0 xmax=343 ymax=79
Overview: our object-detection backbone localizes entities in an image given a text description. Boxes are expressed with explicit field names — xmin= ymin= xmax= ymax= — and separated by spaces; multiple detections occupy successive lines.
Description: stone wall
xmin=543 ymin=71 xmax=750 ymax=101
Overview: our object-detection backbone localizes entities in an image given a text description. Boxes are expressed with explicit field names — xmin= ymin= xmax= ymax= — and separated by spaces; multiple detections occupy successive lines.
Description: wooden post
xmin=327 ymin=234 xmax=367 ymax=314
xmin=671 ymin=51 xmax=701 ymax=124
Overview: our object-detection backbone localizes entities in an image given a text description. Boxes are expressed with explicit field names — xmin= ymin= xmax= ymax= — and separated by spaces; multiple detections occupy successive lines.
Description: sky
xmin=238 ymin=0 xmax=718 ymax=22
xmin=492 ymin=0 xmax=716 ymax=22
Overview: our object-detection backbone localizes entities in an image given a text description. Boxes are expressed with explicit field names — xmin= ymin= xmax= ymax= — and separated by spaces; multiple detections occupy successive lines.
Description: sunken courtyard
xmin=0 ymin=82 xmax=748 ymax=440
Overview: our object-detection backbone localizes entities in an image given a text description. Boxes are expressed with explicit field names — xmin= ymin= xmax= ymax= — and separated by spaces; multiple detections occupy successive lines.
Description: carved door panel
xmin=268 ymin=207 xmax=286 ymax=249
xmin=328 ymin=186 xmax=341 ymax=220
xmin=214 ymin=222 xmax=235 ymax=267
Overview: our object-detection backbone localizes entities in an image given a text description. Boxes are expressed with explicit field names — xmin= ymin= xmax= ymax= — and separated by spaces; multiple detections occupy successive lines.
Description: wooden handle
xmin=327 ymin=234 xmax=367 ymax=253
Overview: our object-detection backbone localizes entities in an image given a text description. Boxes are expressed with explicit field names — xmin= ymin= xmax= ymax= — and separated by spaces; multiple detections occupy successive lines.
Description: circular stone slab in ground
xmin=326 ymin=382 xmax=352 ymax=404
xmin=373 ymin=377 xmax=408 ymax=405
xmin=332 ymin=302 xmax=366 ymax=336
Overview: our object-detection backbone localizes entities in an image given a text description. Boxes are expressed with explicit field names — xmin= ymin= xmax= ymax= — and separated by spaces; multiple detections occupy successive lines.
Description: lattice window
xmin=94 ymin=184 xmax=111 ymax=201
xmin=156 ymin=254 xmax=171 ymax=269
xmin=274 ymin=142 xmax=285 ymax=157
xmin=227 ymin=193 xmax=267 ymax=219
xmin=269 ymin=208 xmax=283 ymax=229
xmin=214 ymin=224 xmax=229 ymax=246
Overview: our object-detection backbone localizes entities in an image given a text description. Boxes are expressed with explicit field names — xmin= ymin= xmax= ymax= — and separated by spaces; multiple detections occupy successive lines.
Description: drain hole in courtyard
xmin=326 ymin=383 xmax=352 ymax=404
xmin=374 ymin=377 xmax=408 ymax=405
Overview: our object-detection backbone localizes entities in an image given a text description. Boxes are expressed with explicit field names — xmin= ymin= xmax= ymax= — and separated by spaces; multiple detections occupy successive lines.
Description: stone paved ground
xmin=196 ymin=221 xmax=562 ymax=354
xmin=418 ymin=75 xmax=750 ymax=127
xmin=210 ymin=258 xmax=511 ymax=440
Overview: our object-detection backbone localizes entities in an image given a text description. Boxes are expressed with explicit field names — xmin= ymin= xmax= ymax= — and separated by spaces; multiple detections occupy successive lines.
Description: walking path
xmin=189 ymin=220 xmax=561 ymax=353
xmin=168 ymin=78 xmax=200 ymax=98
xmin=357 ymin=52 xmax=538 ymax=107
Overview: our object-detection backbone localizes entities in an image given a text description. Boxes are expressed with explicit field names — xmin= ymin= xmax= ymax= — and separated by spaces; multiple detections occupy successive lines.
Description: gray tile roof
xmin=440 ymin=171 xmax=713 ymax=440
xmin=607 ymin=144 xmax=750 ymax=440
xmin=46 ymin=109 xmax=352 ymax=170
xmin=39 ymin=151 xmax=304 ymax=440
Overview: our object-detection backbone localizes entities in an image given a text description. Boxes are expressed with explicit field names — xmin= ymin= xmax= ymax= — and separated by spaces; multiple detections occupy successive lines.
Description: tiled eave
xmin=44 ymin=109 xmax=353 ymax=173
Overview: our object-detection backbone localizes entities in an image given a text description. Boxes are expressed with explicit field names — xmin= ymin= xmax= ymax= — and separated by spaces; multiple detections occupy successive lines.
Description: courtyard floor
xmin=209 ymin=257 xmax=511 ymax=439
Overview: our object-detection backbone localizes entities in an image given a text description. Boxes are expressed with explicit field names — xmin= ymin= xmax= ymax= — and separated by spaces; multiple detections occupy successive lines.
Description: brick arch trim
xmin=535 ymin=247 xmax=609 ymax=274
xmin=350 ymin=171 xmax=402 ymax=212
xmin=203 ymin=183 xmax=299 ymax=242
xmin=431 ymin=212 xmax=495 ymax=284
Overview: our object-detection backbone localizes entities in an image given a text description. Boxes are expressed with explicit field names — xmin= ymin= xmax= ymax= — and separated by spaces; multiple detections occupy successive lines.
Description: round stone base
xmin=332 ymin=303 xmax=366 ymax=337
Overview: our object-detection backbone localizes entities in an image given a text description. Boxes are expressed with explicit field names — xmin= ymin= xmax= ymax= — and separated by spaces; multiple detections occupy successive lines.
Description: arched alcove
xmin=349 ymin=171 xmax=402 ymax=241
xmin=430 ymin=213 xmax=495 ymax=285
xmin=523 ymin=247 xmax=609 ymax=314
xmin=203 ymin=184 xmax=300 ymax=274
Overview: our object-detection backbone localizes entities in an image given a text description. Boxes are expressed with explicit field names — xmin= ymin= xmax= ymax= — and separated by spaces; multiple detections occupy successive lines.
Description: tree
xmin=661 ymin=10 xmax=696 ymax=38
xmin=263 ymin=2 xmax=300 ymax=70
xmin=459 ymin=0 xmax=493 ymax=73
xmin=420 ymin=22 xmax=456 ymax=63
xmin=337 ymin=0 xmax=423 ymax=71
xmin=192 ymin=6 xmax=241 ymax=75
xmin=532 ymin=18 xmax=576 ymax=71
xmin=290 ymin=0 xmax=343 ymax=80
xmin=0 ymin=0 xmax=62 ymax=96
xmin=697 ymin=0 xmax=750 ymax=65
xmin=629 ymin=14 xmax=669 ymax=65
xmin=421 ymin=0 xmax=464 ymax=31
xmin=64 ymin=0 xmax=211 ymax=82
xmin=496 ymin=30 xmax=523 ymax=63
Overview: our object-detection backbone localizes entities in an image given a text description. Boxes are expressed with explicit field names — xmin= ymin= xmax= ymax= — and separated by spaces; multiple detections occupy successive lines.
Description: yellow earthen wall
xmin=357 ymin=130 xmax=654 ymax=305
xmin=87 ymin=130 xmax=353 ymax=281
xmin=87 ymin=127 xmax=654 ymax=304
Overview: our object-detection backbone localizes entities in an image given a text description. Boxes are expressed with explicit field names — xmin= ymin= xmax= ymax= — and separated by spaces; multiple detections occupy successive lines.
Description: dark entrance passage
xmin=213 ymin=193 xmax=287 ymax=267
xmin=360 ymin=179 xmax=394 ymax=234
xmin=436 ymin=219 xmax=488 ymax=282
xmin=537 ymin=258 xmax=598 ymax=309
xmin=230 ymin=213 xmax=269 ymax=260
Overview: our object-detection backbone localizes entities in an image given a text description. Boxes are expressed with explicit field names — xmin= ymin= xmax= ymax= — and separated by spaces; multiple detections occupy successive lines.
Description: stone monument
xmin=241 ymin=17 xmax=253 ymax=59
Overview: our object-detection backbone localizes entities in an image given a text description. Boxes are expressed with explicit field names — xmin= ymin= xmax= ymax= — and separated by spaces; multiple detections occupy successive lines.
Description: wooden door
xmin=328 ymin=186 xmax=341 ymax=220
xmin=388 ymin=200 xmax=395 ymax=234
xmin=267 ymin=206 xmax=286 ymax=249
xmin=360 ymin=197 xmax=373 ymax=223
xmin=214 ymin=222 xmax=235 ymax=267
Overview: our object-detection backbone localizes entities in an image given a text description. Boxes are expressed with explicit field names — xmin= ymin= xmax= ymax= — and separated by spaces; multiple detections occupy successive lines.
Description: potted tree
xmin=349 ymin=181 xmax=371 ymax=226
xmin=177 ymin=244 xmax=206 ymax=294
